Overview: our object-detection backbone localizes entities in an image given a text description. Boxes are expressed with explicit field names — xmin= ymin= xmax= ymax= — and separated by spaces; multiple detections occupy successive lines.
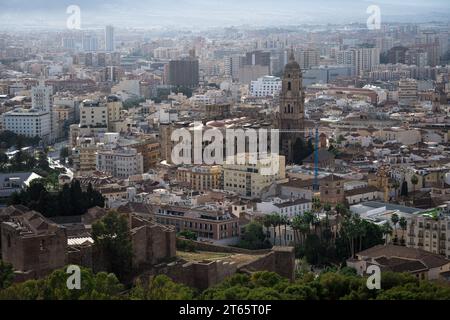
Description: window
xmin=288 ymin=82 xmax=292 ymax=91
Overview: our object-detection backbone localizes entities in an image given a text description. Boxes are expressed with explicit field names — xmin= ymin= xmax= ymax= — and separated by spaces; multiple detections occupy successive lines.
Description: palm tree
xmin=391 ymin=213 xmax=399 ymax=244
xmin=354 ymin=216 xmax=366 ymax=252
xmin=323 ymin=203 xmax=332 ymax=241
xmin=299 ymin=221 xmax=310 ymax=246
xmin=292 ymin=215 xmax=310 ymax=246
xmin=272 ymin=213 xmax=283 ymax=246
xmin=262 ymin=215 xmax=272 ymax=242
xmin=281 ymin=215 xmax=289 ymax=245
xmin=381 ymin=222 xmax=393 ymax=245
xmin=411 ymin=175 xmax=419 ymax=205
xmin=291 ymin=215 xmax=301 ymax=245
xmin=399 ymin=217 xmax=407 ymax=245
xmin=303 ymin=211 xmax=315 ymax=235
xmin=341 ymin=215 xmax=358 ymax=258
xmin=268 ymin=213 xmax=278 ymax=245
xmin=393 ymin=180 xmax=400 ymax=201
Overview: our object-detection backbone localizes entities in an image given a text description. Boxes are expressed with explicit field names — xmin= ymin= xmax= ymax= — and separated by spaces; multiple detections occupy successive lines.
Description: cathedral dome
xmin=285 ymin=59 xmax=300 ymax=71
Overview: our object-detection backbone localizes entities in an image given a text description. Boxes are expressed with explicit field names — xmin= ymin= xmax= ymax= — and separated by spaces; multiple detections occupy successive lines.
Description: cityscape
xmin=1 ymin=0 xmax=450 ymax=306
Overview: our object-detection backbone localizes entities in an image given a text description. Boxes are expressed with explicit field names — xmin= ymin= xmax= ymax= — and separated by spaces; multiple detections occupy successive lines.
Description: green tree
xmin=129 ymin=275 xmax=195 ymax=300
xmin=410 ymin=175 xmax=419 ymax=205
xmin=399 ymin=217 xmax=407 ymax=245
xmin=236 ymin=222 xmax=271 ymax=250
xmin=381 ymin=222 xmax=393 ymax=245
xmin=178 ymin=230 xmax=198 ymax=241
xmin=0 ymin=267 xmax=123 ymax=300
xmin=59 ymin=147 xmax=69 ymax=165
xmin=36 ymin=151 xmax=50 ymax=171
xmin=400 ymin=180 xmax=408 ymax=197
xmin=92 ymin=211 xmax=133 ymax=280
xmin=391 ymin=213 xmax=399 ymax=244
xmin=70 ymin=180 xmax=84 ymax=216
xmin=0 ymin=261 xmax=14 ymax=290
xmin=0 ymin=152 xmax=8 ymax=171
xmin=392 ymin=180 xmax=400 ymax=200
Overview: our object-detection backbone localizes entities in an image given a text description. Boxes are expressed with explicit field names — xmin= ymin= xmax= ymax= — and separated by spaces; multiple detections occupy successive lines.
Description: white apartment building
xmin=79 ymin=99 xmax=108 ymax=128
xmin=223 ymin=154 xmax=286 ymax=199
xmin=336 ymin=47 xmax=380 ymax=76
xmin=32 ymin=80 xmax=53 ymax=112
xmin=355 ymin=47 xmax=380 ymax=76
xmin=250 ymin=76 xmax=282 ymax=97
xmin=2 ymin=108 xmax=51 ymax=142
xmin=31 ymin=80 xmax=56 ymax=142
xmin=257 ymin=198 xmax=312 ymax=218
xmin=96 ymin=147 xmax=144 ymax=179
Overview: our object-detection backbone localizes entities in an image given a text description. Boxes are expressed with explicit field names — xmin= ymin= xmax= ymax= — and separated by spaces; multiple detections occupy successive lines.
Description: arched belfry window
xmin=288 ymin=82 xmax=292 ymax=91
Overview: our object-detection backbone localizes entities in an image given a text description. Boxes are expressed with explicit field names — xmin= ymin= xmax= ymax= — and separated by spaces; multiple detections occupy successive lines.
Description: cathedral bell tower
xmin=278 ymin=50 xmax=305 ymax=163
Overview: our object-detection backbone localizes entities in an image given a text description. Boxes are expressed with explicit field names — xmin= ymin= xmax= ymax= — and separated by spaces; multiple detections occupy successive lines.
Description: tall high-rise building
xmin=62 ymin=37 xmax=76 ymax=51
xmin=388 ymin=46 xmax=408 ymax=64
xmin=105 ymin=25 xmax=115 ymax=52
xmin=295 ymin=49 xmax=320 ymax=70
xmin=32 ymin=80 xmax=53 ymax=112
xmin=244 ymin=50 xmax=271 ymax=74
xmin=355 ymin=47 xmax=380 ymax=76
xmin=278 ymin=51 xmax=305 ymax=164
xmin=336 ymin=47 xmax=380 ymax=76
xmin=82 ymin=33 xmax=99 ymax=52
xmin=31 ymin=80 xmax=55 ymax=141
xmin=224 ymin=54 xmax=244 ymax=80
xmin=168 ymin=56 xmax=199 ymax=88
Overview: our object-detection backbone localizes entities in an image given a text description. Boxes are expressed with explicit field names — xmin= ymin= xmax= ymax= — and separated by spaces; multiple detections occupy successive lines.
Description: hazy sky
xmin=1 ymin=0 xmax=449 ymax=29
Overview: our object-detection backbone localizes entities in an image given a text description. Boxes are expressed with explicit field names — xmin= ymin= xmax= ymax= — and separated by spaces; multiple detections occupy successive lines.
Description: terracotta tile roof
xmin=345 ymin=186 xmax=379 ymax=197
xmin=357 ymin=244 xmax=449 ymax=269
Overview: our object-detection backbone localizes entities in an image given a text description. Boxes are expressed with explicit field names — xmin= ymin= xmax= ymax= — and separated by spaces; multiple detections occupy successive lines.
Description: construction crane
xmin=313 ymin=126 xmax=320 ymax=191
xmin=279 ymin=124 xmax=334 ymax=191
